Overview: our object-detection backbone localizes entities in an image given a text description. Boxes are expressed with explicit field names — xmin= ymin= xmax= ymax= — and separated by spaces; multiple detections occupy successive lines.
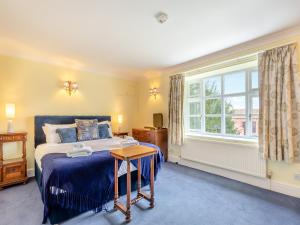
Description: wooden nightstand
xmin=113 ymin=131 xmax=129 ymax=138
xmin=0 ymin=132 xmax=28 ymax=189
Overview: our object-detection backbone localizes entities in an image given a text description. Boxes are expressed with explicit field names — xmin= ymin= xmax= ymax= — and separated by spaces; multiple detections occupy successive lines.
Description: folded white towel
xmin=67 ymin=145 xmax=93 ymax=158
xmin=67 ymin=147 xmax=93 ymax=158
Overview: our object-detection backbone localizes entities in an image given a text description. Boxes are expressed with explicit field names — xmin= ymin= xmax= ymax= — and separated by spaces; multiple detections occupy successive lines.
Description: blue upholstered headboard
xmin=34 ymin=115 xmax=111 ymax=148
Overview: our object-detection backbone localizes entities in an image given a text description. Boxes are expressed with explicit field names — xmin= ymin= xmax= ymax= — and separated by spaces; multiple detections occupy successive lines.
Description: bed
xmin=34 ymin=116 xmax=163 ymax=224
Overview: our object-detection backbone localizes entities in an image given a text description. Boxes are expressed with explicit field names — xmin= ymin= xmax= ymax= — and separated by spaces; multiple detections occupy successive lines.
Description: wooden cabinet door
xmin=3 ymin=162 xmax=25 ymax=182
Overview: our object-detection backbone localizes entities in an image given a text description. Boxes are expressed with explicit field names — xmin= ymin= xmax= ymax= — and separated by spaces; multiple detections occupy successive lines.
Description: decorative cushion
xmin=43 ymin=123 xmax=76 ymax=143
xmin=98 ymin=121 xmax=113 ymax=137
xmin=75 ymin=119 xmax=99 ymax=141
xmin=56 ymin=128 xmax=77 ymax=143
xmin=98 ymin=124 xmax=111 ymax=139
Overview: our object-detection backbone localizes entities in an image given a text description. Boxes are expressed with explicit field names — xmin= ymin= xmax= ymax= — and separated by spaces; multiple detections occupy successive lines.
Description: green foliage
xmin=205 ymin=81 xmax=237 ymax=134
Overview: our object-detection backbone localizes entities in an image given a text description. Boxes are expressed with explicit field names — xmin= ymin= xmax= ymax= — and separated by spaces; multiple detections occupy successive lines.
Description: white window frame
xmin=185 ymin=67 xmax=259 ymax=139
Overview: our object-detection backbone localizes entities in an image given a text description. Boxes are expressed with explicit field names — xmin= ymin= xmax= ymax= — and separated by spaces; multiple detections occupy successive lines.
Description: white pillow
xmin=98 ymin=121 xmax=113 ymax=137
xmin=43 ymin=123 xmax=76 ymax=144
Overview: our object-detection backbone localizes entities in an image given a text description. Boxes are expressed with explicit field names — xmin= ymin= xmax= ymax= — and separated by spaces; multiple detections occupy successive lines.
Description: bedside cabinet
xmin=132 ymin=128 xmax=168 ymax=161
xmin=0 ymin=132 xmax=28 ymax=189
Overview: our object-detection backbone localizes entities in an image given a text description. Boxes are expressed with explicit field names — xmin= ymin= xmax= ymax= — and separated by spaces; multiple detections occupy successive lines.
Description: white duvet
xmin=35 ymin=137 xmax=138 ymax=177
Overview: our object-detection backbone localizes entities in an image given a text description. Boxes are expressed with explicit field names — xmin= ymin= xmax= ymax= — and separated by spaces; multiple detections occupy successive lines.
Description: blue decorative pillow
xmin=56 ymin=128 xmax=77 ymax=143
xmin=75 ymin=119 xmax=99 ymax=141
xmin=98 ymin=124 xmax=111 ymax=139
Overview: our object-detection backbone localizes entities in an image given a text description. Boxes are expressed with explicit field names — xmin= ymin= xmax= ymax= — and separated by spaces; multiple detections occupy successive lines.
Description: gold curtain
xmin=259 ymin=43 xmax=300 ymax=162
xmin=168 ymin=74 xmax=184 ymax=146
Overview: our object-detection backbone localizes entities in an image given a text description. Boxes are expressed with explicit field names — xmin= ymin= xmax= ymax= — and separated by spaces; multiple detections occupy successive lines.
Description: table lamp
xmin=5 ymin=103 xmax=15 ymax=133
xmin=117 ymin=114 xmax=123 ymax=132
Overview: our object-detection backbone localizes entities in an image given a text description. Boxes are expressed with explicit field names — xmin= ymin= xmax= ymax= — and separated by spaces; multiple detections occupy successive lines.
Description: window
xmin=185 ymin=67 xmax=259 ymax=138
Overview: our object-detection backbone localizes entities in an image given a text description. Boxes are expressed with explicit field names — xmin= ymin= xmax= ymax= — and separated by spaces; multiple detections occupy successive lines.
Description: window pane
xmin=251 ymin=97 xmax=259 ymax=114
xmin=205 ymin=99 xmax=221 ymax=114
xmin=205 ymin=117 xmax=221 ymax=133
xmin=225 ymin=96 xmax=246 ymax=115
xmin=189 ymin=102 xmax=201 ymax=115
xmin=224 ymin=71 xmax=245 ymax=94
xmin=189 ymin=83 xmax=201 ymax=97
xmin=205 ymin=76 xmax=221 ymax=96
xmin=251 ymin=71 xmax=259 ymax=89
xmin=190 ymin=117 xmax=201 ymax=130
xmin=226 ymin=116 xmax=246 ymax=135
xmin=251 ymin=96 xmax=259 ymax=136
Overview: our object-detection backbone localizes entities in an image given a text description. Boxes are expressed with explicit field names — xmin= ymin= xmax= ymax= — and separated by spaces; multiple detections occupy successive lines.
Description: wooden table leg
xmin=126 ymin=159 xmax=131 ymax=222
xmin=137 ymin=158 xmax=141 ymax=196
xmin=150 ymin=155 xmax=155 ymax=208
xmin=114 ymin=158 xmax=118 ymax=210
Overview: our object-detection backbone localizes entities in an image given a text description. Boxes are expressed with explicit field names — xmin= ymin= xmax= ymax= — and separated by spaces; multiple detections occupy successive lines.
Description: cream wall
xmin=136 ymin=75 xmax=169 ymax=126
xmin=136 ymin=31 xmax=300 ymax=188
xmin=0 ymin=55 xmax=139 ymax=171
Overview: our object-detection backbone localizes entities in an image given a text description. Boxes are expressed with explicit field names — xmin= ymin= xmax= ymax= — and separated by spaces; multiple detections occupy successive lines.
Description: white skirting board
xmin=168 ymin=154 xmax=300 ymax=198
xmin=27 ymin=168 xmax=35 ymax=178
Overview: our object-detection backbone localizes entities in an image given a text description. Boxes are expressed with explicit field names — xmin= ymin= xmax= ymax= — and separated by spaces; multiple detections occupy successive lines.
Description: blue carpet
xmin=0 ymin=162 xmax=300 ymax=225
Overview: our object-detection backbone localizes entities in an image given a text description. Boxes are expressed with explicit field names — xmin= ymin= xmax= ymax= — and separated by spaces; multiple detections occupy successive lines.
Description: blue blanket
xmin=40 ymin=143 xmax=163 ymax=223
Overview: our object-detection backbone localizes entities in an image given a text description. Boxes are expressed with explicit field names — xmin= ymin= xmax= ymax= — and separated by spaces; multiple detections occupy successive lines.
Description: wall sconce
xmin=64 ymin=81 xmax=78 ymax=96
xmin=149 ymin=87 xmax=159 ymax=99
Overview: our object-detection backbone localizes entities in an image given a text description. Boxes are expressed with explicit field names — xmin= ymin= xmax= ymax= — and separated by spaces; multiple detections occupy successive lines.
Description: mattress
xmin=35 ymin=136 xmax=138 ymax=177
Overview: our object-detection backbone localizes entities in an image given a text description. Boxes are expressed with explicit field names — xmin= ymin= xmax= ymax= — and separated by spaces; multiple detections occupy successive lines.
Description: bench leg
xmin=114 ymin=158 xmax=118 ymax=210
xmin=137 ymin=158 xmax=141 ymax=196
xmin=126 ymin=159 xmax=131 ymax=222
xmin=150 ymin=155 xmax=155 ymax=208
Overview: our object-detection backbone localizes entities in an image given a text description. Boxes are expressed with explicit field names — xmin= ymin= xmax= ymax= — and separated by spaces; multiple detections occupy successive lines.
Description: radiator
xmin=181 ymin=137 xmax=267 ymax=178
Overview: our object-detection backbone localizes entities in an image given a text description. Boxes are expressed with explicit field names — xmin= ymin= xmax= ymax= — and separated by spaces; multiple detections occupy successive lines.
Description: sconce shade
xmin=71 ymin=82 xmax=78 ymax=89
xmin=117 ymin=114 xmax=123 ymax=124
xmin=5 ymin=103 xmax=15 ymax=118
xmin=64 ymin=81 xmax=78 ymax=96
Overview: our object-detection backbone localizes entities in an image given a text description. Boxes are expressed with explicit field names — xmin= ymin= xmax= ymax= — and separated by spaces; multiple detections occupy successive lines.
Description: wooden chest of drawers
xmin=132 ymin=128 xmax=168 ymax=161
xmin=0 ymin=132 xmax=28 ymax=189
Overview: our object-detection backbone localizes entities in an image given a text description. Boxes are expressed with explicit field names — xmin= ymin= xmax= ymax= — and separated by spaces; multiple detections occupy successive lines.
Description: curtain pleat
xmin=168 ymin=74 xmax=184 ymax=146
xmin=259 ymin=43 xmax=300 ymax=162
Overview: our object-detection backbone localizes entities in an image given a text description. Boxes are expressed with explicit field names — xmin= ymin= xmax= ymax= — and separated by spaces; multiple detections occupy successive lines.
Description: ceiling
xmin=0 ymin=0 xmax=300 ymax=79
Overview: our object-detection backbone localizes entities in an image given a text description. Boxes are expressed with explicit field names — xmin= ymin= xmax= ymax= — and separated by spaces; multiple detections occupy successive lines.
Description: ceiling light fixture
xmin=155 ymin=12 xmax=168 ymax=24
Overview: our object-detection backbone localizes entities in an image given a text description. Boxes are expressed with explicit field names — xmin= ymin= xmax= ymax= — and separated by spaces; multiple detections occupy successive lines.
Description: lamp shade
xmin=117 ymin=114 xmax=123 ymax=124
xmin=5 ymin=103 xmax=15 ymax=118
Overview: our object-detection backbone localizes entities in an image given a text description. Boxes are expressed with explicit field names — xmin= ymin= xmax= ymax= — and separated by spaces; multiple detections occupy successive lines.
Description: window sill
xmin=185 ymin=133 xmax=258 ymax=146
